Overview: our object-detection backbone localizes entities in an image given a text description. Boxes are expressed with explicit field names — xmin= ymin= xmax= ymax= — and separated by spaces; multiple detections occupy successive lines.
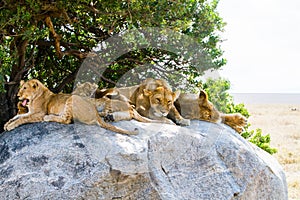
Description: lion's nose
xmin=161 ymin=111 xmax=168 ymax=117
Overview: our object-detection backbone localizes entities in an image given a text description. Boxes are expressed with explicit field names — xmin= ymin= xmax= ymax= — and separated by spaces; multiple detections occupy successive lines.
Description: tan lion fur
xmin=4 ymin=79 xmax=137 ymax=135
xmin=117 ymin=78 xmax=190 ymax=126
xmin=17 ymin=101 xmax=28 ymax=115
xmin=173 ymin=89 xmax=247 ymax=133
xmin=73 ymin=82 xmax=129 ymax=102
xmin=72 ymin=82 xmax=165 ymax=124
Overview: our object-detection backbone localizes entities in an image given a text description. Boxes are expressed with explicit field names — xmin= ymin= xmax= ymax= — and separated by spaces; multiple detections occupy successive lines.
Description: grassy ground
xmin=245 ymin=104 xmax=300 ymax=200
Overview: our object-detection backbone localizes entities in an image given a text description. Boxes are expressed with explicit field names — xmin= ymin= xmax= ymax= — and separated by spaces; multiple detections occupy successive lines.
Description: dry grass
xmin=246 ymin=104 xmax=300 ymax=200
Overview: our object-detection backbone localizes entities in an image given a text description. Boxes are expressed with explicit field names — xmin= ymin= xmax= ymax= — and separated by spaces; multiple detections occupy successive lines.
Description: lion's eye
xmin=23 ymin=87 xmax=26 ymax=90
xmin=156 ymin=98 xmax=161 ymax=103
xmin=167 ymin=100 xmax=172 ymax=105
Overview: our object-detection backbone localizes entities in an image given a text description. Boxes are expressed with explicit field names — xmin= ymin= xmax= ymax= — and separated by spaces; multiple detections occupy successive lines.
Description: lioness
xmin=72 ymin=82 xmax=129 ymax=102
xmin=170 ymin=89 xmax=247 ymax=133
xmin=4 ymin=79 xmax=137 ymax=135
xmin=72 ymin=82 xmax=167 ymax=124
xmin=118 ymin=78 xmax=190 ymax=126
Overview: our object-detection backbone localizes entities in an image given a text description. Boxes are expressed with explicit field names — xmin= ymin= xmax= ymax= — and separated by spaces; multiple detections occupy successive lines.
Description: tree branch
xmin=52 ymin=67 xmax=80 ymax=93
xmin=62 ymin=50 xmax=92 ymax=59
xmin=45 ymin=16 xmax=62 ymax=58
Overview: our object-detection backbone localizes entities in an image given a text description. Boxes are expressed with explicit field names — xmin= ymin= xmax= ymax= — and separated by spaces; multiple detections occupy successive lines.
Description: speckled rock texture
xmin=0 ymin=120 xmax=287 ymax=200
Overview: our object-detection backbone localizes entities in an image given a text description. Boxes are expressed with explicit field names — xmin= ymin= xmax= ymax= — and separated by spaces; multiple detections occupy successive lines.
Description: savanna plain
xmin=245 ymin=103 xmax=300 ymax=200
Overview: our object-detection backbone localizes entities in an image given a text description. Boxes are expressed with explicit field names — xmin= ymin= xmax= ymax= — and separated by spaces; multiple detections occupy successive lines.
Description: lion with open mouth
xmin=4 ymin=79 xmax=138 ymax=135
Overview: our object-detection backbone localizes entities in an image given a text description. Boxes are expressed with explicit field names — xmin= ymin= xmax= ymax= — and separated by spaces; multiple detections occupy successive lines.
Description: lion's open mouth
xmin=20 ymin=99 xmax=29 ymax=107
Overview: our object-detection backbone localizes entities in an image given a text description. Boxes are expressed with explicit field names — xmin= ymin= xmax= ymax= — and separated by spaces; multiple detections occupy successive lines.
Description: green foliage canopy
xmin=0 ymin=0 xmax=226 ymax=91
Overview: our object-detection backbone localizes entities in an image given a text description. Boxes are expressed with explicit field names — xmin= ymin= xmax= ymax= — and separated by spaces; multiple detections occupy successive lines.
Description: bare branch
xmin=45 ymin=16 xmax=62 ymax=58
xmin=53 ymin=68 xmax=79 ymax=93
xmin=62 ymin=50 xmax=97 ymax=59
xmin=0 ymin=0 xmax=7 ymax=9
xmin=62 ymin=50 xmax=87 ymax=59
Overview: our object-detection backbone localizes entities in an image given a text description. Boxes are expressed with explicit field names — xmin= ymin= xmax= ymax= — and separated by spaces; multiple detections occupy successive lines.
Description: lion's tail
xmin=131 ymin=109 xmax=153 ymax=123
xmin=96 ymin=114 xmax=138 ymax=135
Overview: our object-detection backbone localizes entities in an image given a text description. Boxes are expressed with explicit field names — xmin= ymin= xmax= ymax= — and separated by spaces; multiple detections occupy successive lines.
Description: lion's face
xmin=17 ymin=79 xmax=42 ymax=107
xmin=197 ymin=90 xmax=221 ymax=122
xmin=73 ymin=82 xmax=98 ymax=97
xmin=144 ymin=87 xmax=179 ymax=117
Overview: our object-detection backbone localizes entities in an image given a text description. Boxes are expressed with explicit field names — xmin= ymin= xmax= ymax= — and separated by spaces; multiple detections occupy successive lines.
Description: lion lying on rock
xmin=118 ymin=78 xmax=191 ymax=126
xmin=4 ymin=79 xmax=138 ymax=135
xmin=72 ymin=82 xmax=167 ymax=124
xmin=170 ymin=89 xmax=247 ymax=133
xmin=74 ymin=79 xmax=190 ymax=126
xmin=52 ymin=78 xmax=246 ymax=133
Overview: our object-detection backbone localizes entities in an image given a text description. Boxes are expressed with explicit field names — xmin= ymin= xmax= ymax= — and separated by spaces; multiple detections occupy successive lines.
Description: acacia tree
xmin=0 ymin=0 xmax=226 ymax=132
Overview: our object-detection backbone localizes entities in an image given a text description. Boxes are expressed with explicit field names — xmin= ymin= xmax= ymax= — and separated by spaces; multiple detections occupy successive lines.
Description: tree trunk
xmin=0 ymin=93 xmax=10 ymax=133
xmin=0 ymin=81 xmax=21 ymax=133
xmin=0 ymin=38 xmax=28 ymax=133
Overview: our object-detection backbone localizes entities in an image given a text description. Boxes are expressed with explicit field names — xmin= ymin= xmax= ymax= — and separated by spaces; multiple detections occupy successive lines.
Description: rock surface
xmin=0 ymin=120 xmax=287 ymax=200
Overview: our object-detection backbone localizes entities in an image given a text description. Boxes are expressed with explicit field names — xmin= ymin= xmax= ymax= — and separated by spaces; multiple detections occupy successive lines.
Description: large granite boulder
xmin=0 ymin=120 xmax=287 ymax=200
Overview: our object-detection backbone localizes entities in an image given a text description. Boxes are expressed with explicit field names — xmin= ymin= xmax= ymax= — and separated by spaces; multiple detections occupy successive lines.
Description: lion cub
xmin=118 ymin=78 xmax=190 ymax=126
xmin=72 ymin=82 xmax=165 ymax=124
xmin=171 ymin=90 xmax=247 ymax=133
xmin=4 ymin=79 xmax=137 ymax=135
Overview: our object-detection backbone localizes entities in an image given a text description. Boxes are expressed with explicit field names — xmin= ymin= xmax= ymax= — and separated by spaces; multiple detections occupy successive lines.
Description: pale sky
xmin=217 ymin=0 xmax=300 ymax=93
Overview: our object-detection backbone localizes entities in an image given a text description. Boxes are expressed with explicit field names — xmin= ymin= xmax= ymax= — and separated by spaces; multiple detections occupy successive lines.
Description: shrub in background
xmin=203 ymin=78 xmax=277 ymax=154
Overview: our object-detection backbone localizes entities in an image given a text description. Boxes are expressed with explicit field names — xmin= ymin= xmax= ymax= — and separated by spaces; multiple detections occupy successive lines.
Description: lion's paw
xmin=235 ymin=114 xmax=248 ymax=127
xmin=176 ymin=118 xmax=190 ymax=126
xmin=4 ymin=121 xmax=16 ymax=131
xmin=43 ymin=115 xmax=53 ymax=122
xmin=3 ymin=122 xmax=9 ymax=131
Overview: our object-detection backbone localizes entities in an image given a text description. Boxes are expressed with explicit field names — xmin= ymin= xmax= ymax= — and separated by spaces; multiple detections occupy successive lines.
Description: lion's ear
xmin=32 ymin=82 xmax=38 ymax=89
xmin=20 ymin=80 xmax=25 ymax=86
xmin=173 ymin=90 xmax=181 ymax=100
xmin=91 ymin=83 xmax=98 ymax=90
xmin=143 ymin=89 xmax=152 ymax=97
xmin=199 ymin=89 xmax=208 ymax=101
